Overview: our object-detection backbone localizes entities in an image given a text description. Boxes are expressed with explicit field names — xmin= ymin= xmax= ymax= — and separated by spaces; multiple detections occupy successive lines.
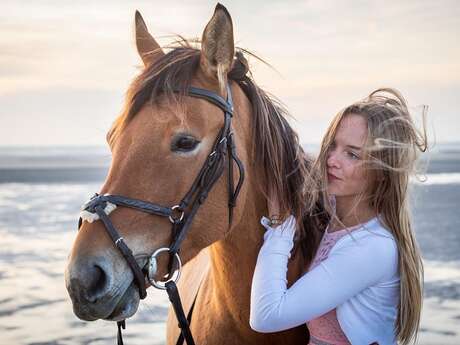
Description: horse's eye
xmin=171 ymin=135 xmax=200 ymax=152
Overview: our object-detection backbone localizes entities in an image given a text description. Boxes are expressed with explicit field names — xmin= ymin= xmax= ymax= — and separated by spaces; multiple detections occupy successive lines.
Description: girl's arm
xmin=249 ymin=216 xmax=397 ymax=333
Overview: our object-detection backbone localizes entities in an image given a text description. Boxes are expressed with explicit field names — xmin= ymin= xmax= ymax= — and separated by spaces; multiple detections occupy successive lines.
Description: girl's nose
xmin=327 ymin=151 xmax=340 ymax=169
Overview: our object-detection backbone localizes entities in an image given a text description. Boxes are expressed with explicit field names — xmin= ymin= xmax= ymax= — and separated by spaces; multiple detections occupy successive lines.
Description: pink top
xmin=307 ymin=224 xmax=361 ymax=345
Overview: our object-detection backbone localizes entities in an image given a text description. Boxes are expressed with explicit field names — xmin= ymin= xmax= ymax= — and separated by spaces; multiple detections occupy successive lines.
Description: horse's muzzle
xmin=65 ymin=255 xmax=139 ymax=321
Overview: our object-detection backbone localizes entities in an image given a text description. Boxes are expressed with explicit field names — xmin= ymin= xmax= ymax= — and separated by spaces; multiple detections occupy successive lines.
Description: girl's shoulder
xmin=331 ymin=217 xmax=399 ymax=278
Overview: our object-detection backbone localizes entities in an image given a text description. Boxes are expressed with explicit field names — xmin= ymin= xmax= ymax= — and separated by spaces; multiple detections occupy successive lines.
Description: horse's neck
xmin=207 ymin=197 xmax=264 ymax=318
xmin=207 ymin=190 xmax=306 ymax=319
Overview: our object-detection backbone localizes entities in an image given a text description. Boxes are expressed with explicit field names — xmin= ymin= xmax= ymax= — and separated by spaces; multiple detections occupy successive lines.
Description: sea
xmin=0 ymin=144 xmax=459 ymax=345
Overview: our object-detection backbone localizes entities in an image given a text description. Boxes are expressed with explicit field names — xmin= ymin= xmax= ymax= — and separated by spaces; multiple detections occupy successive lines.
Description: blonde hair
xmin=310 ymin=88 xmax=427 ymax=344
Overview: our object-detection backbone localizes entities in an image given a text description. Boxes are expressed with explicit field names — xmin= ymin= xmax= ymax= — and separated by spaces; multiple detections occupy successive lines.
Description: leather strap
xmin=166 ymin=281 xmax=196 ymax=345
xmin=95 ymin=206 xmax=147 ymax=300
xmin=117 ymin=320 xmax=126 ymax=345
xmin=226 ymin=132 xmax=245 ymax=224
xmin=187 ymin=86 xmax=233 ymax=115
xmin=176 ymin=289 xmax=198 ymax=345
xmin=83 ymin=194 xmax=172 ymax=217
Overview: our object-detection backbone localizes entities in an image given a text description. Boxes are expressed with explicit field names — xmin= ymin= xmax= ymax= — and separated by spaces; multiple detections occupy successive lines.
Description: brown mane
xmin=109 ymin=39 xmax=326 ymax=266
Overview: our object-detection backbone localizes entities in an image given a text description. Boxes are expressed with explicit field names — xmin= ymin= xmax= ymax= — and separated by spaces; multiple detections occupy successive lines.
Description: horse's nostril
xmin=85 ymin=264 xmax=109 ymax=303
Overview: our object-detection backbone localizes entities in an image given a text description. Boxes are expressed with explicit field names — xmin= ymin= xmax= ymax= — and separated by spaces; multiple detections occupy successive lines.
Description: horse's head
xmin=65 ymin=5 xmax=252 ymax=322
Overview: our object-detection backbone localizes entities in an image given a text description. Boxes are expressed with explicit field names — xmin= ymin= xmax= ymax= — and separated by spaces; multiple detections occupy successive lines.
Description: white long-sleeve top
xmin=250 ymin=215 xmax=400 ymax=345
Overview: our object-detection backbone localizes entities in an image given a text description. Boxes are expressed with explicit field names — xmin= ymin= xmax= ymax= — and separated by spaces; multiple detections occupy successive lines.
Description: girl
xmin=250 ymin=88 xmax=426 ymax=345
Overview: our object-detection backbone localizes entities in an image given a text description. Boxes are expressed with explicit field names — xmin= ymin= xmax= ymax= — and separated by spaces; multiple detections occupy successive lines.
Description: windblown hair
xmin=313 ymin=88 xmax=426 ymax=345
xmin=109 ymin=39 xmax=326 ymax=267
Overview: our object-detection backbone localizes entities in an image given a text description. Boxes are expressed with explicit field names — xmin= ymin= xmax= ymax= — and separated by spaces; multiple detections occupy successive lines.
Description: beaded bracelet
xmin=268 ymin=215 xmax=285 ymax=227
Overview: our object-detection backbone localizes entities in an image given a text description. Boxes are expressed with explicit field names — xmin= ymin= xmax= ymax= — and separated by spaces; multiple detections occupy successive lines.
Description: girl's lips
xmin=327 ymin=172 xmax=340 ymax=181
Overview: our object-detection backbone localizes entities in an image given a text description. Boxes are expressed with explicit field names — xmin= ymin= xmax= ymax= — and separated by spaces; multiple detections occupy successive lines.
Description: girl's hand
xmin=266 ymin=185 xmax=289 ymax=228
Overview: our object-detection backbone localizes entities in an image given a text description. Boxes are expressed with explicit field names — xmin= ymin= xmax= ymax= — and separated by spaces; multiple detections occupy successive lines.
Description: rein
xmin=78 ymin=83 xmax=245 ymax=345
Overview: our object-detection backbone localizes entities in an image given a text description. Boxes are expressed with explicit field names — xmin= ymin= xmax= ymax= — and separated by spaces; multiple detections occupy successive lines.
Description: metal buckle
xmin=168 ymin=205 xmax=184 ymax=224
xmin=209 ymin=137 xmax=227 ymax=157
xmin=147 ymin=247 xmax=182 ymax=290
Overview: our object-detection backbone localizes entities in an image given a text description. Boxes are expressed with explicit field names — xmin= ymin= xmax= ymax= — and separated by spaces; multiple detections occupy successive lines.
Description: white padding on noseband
xmin=80 ymin=202 xmax=117 ymax=223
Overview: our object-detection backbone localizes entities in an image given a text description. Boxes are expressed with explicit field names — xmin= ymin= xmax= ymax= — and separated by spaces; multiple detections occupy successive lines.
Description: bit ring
xmin=147 ymin=247 xmax=182 ymax=290
xmin=169 ymin=205 xmax=184 ymax=224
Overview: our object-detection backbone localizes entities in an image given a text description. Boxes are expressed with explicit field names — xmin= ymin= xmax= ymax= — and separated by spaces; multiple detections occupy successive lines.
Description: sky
xmin=1 ymin=0 xmax=459 ymax=146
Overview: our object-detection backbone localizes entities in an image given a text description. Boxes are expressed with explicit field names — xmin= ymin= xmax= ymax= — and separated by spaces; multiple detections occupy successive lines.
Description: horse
xmin=65 ymin=4 xmax=324 ymax=345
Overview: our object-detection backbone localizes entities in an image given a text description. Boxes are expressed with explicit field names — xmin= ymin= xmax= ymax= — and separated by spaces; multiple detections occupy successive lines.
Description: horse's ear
xmin=200 ymin=4 xmax=235 ymax=93
xmin=135 ymin=10 xmax=164 ymax=67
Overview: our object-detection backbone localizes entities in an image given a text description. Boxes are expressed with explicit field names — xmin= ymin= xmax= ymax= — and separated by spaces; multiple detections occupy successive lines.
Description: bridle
xmin=77 ymin=83 xmax=245 ymax=345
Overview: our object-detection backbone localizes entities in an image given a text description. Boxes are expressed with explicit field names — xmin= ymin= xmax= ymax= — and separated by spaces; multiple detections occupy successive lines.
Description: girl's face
xmin=326 ymin=114 xmax=371 ymax=197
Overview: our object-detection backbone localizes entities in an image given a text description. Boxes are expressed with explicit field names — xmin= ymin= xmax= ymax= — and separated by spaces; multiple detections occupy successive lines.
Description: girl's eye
xmin=327 ymin=142 xmax=336 ymax=154
xmin=347 ymin=151 xmax=360 ymax=160
xmin=171 ymin=135 xmax=200 ymax=152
